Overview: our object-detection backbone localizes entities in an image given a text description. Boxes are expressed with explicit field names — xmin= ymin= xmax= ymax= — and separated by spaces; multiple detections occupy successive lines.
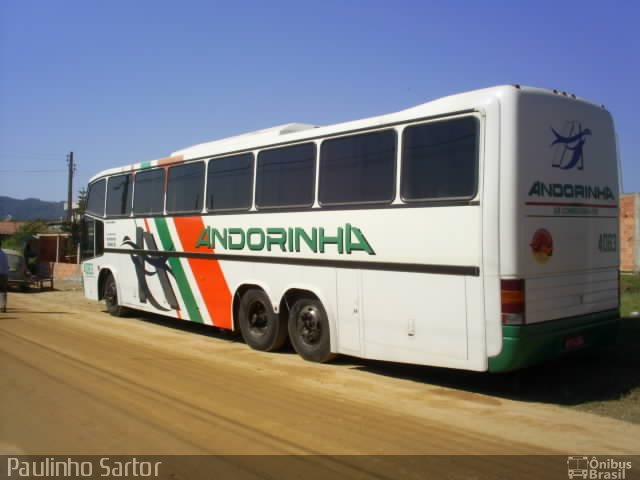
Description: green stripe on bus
xmin=154 ymin=217 xmax=204 ymax=323
xmin=140 ymin=161 xmax=152 ymax=169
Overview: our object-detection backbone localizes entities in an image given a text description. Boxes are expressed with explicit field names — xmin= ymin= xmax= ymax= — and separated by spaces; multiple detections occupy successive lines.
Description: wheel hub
xmin=298 ymin=306 xmax=321 ymax=344
xmin=248 ymin=301 xmax=268 ymax=335
xmin=105 ymin=283 xmax=116 ymax=304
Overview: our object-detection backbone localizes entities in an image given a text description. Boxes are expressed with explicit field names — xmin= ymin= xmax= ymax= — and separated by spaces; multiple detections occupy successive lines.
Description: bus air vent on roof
xmin=276 ymin=123 xmax=318 ymax=135
xmin=171 ymin=123 xmax=319 ymax=157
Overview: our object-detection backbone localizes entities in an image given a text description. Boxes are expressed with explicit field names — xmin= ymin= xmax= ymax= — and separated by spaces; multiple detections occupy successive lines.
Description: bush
xmin=3 ymin=220 xmax=49 ymax=250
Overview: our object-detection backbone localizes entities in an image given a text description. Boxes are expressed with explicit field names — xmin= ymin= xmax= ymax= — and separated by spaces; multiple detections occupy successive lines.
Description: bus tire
xmin=103 ymin=273 xmax=128 ymax=317
xmin=288 ymin=298 xmax=336 ymax=363
xmin=238 ymin=289 xmax=288 ymax=352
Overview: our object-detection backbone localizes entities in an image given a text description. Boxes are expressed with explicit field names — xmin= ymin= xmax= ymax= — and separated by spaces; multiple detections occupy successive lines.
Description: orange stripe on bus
xmin=157 ymin=155 xmax=184 ymax=166
xmin=173 ymin=216 xmax=233 ymax=329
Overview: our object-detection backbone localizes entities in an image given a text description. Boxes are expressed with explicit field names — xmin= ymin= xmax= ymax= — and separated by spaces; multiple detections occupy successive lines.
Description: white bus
xmin=81 ymin=85 xmax=620 ymax=372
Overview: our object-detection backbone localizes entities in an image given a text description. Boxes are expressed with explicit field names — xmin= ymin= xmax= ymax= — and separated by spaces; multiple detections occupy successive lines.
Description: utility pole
xmin=66 ymin=151 xmax=75 ymax=222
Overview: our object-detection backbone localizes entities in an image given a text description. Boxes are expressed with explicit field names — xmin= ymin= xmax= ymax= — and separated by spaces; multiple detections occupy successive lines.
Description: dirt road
xmin=1 ymin=287 xmax=638 ymax=464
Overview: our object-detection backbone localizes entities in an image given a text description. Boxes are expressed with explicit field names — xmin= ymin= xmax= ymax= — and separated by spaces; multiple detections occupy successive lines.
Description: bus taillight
xmin=501 ymin=279 xmax=525 ymax=325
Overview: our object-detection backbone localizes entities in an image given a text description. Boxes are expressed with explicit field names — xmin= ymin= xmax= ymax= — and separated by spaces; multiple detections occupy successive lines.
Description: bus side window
xmin=133 ymin=169 xmax=165 ymax=216
xmin=207 ymin=153 xmax=254 ymax=211
xmin=166 ymin=162 xmax=205 ymax=214
xmin=80 ymin=218 xmax=104 ymax=260
xmin=81 ymin=218 xmax=95 ymax=260
xmin=106 ymin=174 xmax=133 ymax=217
xmin=401 ymin=117 xmax=479 ymax=201
xmin=95 ymin=220 xmax=104 ymax=256
xmin=86 ymin=179 xmax=106 ymax=217
xmin=319 ymin=130 xmax=396 ymax=206
xmin=256 ymin=143 xmax=316 ymax=209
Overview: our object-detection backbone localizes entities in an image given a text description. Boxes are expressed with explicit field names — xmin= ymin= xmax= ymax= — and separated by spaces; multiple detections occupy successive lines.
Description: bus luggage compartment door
xmin=336 ymin=269 xmax=362 ymax=355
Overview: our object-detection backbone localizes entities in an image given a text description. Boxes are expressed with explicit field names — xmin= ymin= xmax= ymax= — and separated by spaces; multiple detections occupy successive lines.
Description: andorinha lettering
xmin=7 ymin=457 xmax=162 ymax=477
xmin=195 ymin=223 xmax=376 ymax=255
xmin=528 ymin=181 xmax=615 ymax=200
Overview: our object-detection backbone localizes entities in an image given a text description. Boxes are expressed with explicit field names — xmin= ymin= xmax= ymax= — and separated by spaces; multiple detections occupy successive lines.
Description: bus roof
xmin=88 ymin=85 xmax=604 ymax=183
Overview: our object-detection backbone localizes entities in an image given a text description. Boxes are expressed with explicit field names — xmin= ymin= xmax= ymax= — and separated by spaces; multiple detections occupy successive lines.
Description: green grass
xmin=621 ymin=273 xmax=640 ymax=318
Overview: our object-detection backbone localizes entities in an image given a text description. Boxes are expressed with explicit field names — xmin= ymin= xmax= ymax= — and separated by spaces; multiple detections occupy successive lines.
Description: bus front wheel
xmin=238 ymin=289 xmax=288 ymax=352
xmin=103 ymin=273 xmax=128 ymax=317
xmin=288 ymin=298 xmax=336 ymax=363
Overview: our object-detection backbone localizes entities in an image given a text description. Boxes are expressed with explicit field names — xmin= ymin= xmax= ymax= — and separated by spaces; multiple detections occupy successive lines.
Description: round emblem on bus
xmin=530 ymin=228 xmax=553 ymax=264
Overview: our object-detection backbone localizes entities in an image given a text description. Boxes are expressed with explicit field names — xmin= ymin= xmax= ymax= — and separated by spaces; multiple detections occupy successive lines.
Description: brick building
xmin=0 ymin=221 xmax=27 ymax=241
xmin=621 ymin=193 xmax=640 ymax=272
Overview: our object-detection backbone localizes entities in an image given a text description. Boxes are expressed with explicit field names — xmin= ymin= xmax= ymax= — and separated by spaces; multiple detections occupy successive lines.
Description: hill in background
xmin=0 ymin=196 xmax=65 ymax=221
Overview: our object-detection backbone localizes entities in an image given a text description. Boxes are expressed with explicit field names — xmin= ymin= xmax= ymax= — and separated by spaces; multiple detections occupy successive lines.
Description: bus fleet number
xmin=598 ymin=233 xmax=617 ymax=253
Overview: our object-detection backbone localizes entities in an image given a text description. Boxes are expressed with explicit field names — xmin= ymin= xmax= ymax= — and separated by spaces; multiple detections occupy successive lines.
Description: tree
xmin=61 ymin=187 xmax=88 ymax=256
xmin=4 ymin=220 xmax=49 ymax=250
xmin=76 ymin=187 xmax=87 ymax=217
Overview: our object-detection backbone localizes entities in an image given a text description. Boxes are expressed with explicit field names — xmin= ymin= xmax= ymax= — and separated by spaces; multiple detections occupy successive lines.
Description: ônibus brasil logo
xmin=551 ymin=121 xmax=592 ymax=171
xmin=567 ymin=456 xmax=632 ymax=479
xmin=195 ymin=224 xmax=375 ymax=255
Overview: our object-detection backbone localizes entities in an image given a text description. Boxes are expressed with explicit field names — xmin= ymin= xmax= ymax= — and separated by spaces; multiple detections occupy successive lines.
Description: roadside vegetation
xmin=575 ymin=273 xmax=640 ymax=423
xmin=621 ymin=273 xmax=640 ymax=317
xmin=2 ymin=187 xmax=86 ymax=255
xmin=567 ymin=276 xmax=639 ymax=422
xmin=3 ymin=220 xmax=49 ymax=250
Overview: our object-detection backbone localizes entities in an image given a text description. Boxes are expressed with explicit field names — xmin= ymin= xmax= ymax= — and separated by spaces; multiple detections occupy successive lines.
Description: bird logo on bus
xmin=121 ymin=227 xmax=179 ymax=312
xmin=550 ymin=122 xmax=592 ymax=171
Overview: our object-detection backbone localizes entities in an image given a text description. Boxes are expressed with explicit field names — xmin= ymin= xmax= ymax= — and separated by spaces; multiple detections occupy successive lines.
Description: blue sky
xmin=1 ymin=0 xmax=638 ymax=202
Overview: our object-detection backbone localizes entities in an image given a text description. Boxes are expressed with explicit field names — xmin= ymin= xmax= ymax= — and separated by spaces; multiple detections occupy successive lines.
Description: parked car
xmin=5 ymin=249 xmax=31 ymax=291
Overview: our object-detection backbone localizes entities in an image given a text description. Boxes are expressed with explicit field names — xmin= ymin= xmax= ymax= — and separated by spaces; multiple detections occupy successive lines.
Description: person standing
xmin=24 ymin=243 xmax=38 ymax=275
xmin=0 ymin=239 xmax=8 ymax=312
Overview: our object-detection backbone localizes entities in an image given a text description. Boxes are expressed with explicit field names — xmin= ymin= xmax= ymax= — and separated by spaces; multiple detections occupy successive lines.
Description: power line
xmin=0 ymin=152 xmax=64 ymax=159
xmin=0 ymin=169 xmax=66 ymax=173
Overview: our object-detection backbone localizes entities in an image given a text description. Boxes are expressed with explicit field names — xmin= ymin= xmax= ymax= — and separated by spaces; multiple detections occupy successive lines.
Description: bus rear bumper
xmin=488 ymin=309 xmax=620 ymax=373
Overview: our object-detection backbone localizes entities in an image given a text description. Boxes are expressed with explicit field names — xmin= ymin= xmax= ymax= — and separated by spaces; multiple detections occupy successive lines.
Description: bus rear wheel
xmin=103 ymin=273 xmax=128 ymax=317
xmin=288 ymin=298 xmax=335 ymax=363
xmin=238 ymin=289 xmax=288 ymax=352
